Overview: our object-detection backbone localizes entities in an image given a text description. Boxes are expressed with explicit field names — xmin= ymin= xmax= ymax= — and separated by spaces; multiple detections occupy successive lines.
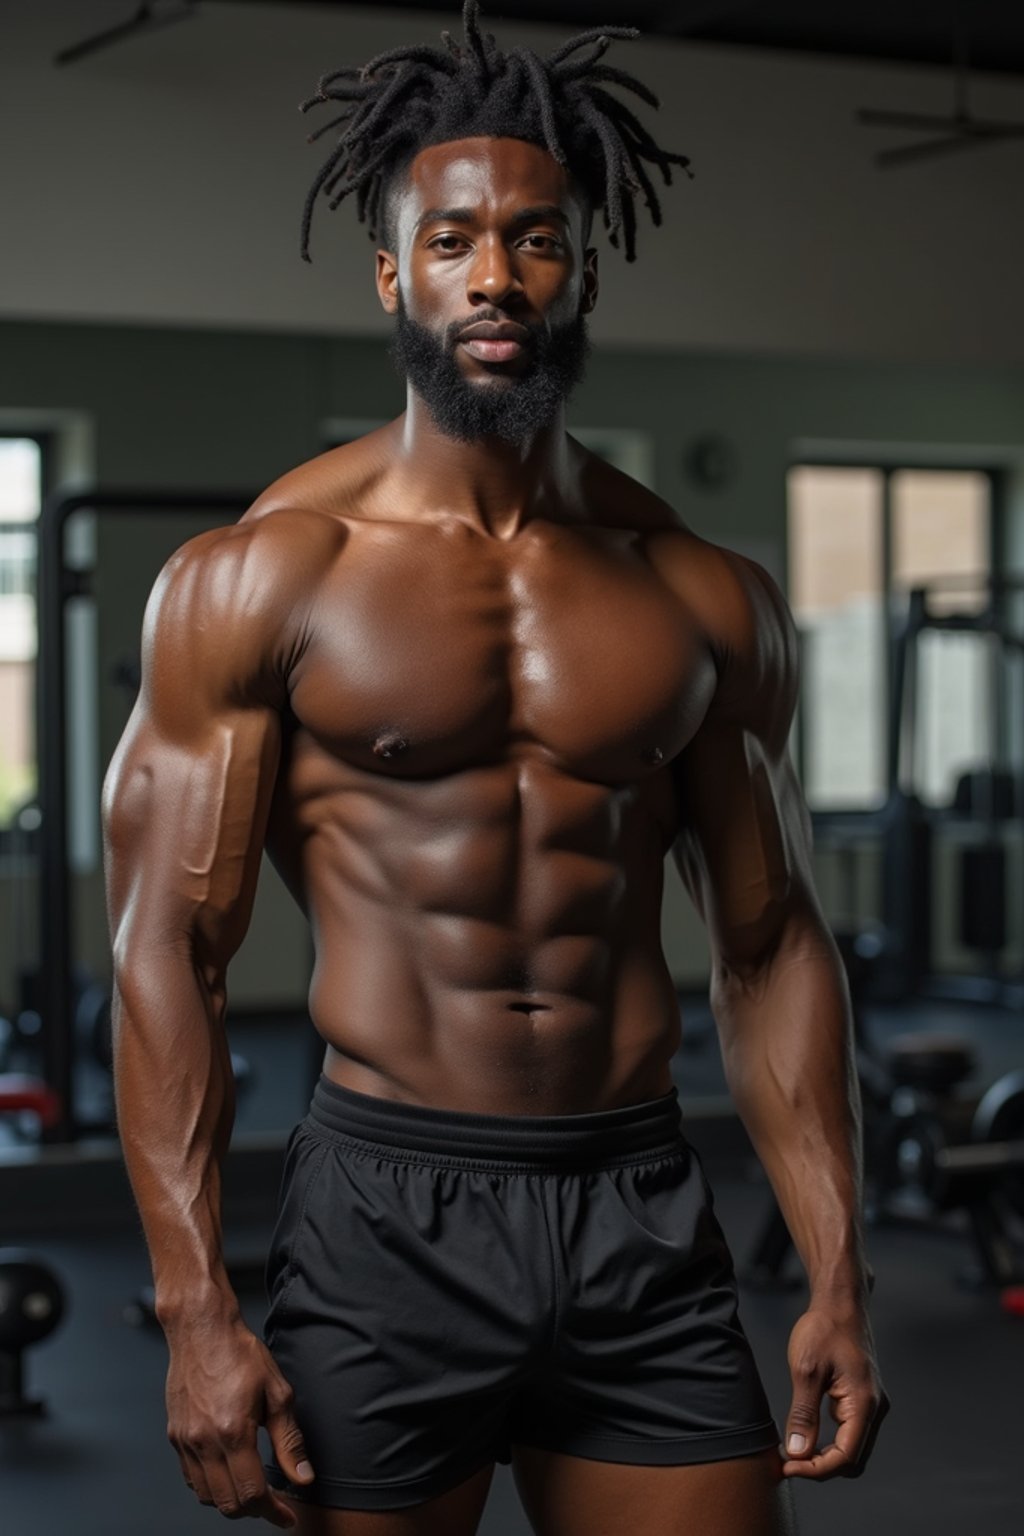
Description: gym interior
xmin=2 ymin=3 xmax=1023 ymax=1533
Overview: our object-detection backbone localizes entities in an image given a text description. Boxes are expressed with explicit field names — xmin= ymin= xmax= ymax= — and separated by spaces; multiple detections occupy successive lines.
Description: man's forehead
xmin=402 ymin=136 xmax=576 ymax=214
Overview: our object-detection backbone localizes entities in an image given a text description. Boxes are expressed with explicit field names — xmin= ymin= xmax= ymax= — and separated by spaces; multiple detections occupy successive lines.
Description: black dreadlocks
xmin=298 ymin=0 xmax=693 ymax=265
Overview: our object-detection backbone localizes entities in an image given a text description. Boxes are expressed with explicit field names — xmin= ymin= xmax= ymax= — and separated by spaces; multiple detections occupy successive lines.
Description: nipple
xmin=372 ymin=732 xmax=409 ymax=760
xmin=642 ymin=745 xmax=665 ymax=766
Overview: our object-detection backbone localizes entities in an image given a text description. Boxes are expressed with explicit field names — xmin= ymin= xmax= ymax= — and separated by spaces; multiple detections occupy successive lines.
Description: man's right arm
xmin=103 ymin=523 xmax=283 ymax=1323
xmin=101 ymin=518 xmax=314 ymax=1526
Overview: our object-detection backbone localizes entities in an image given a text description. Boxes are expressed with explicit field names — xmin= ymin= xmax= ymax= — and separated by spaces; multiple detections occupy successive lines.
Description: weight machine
xmin=808 ymin=575 xmax=1024 ymax=1004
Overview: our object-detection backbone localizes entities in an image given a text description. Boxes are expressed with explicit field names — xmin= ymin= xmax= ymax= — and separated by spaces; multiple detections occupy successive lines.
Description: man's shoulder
xmin=181 ymin=434 xmax=390 ymax=610
xmin=641 ymin=527 xmax=796 ymax=722
xmin=642 ymin=523 xmax=765 ymax=624
xmin=148 ymin=459 xmax=366 ymax=709
xmin=243 ymin=426 xmax=396 ymax=533
xmin=571 ymin=449 xmax=771 ymax=625
xmin=160 ymin=494 xmax=344 ymax=623
xmin=569 ymin=449 xmax=785 ymax=647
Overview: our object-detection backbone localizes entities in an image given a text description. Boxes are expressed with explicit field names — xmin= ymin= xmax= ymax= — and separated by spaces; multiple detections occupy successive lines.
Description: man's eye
xmin=520 ymin=234 xmax=561 ymax=250
xmin=431 ymin=235 xmax=466 ymax=252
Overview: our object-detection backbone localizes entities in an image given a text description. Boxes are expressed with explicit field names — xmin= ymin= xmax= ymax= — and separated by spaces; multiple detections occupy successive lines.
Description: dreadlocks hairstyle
xmin=298 ymin=0 xmax=693 ymax=265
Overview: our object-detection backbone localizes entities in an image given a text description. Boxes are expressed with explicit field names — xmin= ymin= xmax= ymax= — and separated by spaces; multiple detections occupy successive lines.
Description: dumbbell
xmin=876 ymin=1054 xmax=1024 ymax=1213
xmin=0 ymin=1251 xmax=67 ymax=1417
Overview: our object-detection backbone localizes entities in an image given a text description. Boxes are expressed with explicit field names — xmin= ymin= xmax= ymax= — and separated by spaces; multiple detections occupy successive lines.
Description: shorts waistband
xmin=307 ymin=1075 xmax=683 ymax=1167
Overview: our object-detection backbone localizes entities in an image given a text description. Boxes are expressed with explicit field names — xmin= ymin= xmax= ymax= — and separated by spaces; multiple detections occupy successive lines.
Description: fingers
xmin=781 ymin=1388 xmax=892 ymax=1482
xmin=166 ymin=1336 xmax=310 ymax=1525
xmin=854 ymin=1386 xmax=891 ymax=1470
xmin=782 ymin=1367 xmax=822 ymax=1465
xmin=266 ymin=1376 xmax=316 ymax=1492
xmin=781 ymin=1440 xmax=856 ymax=1480
xmin=179 ymin=1447 xmax=215 ymax=1508
xmin=174 ymin=1431 xmax=298 ymax=1527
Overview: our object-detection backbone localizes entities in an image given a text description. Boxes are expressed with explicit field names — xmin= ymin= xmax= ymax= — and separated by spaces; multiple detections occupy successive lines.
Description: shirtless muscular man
xmin=102 ymin=5 xmax=888 ymax=1532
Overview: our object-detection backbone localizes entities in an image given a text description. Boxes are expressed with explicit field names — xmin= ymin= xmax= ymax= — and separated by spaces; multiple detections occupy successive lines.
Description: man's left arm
xmin=671 ymin=552 xmax=890 ymax=1482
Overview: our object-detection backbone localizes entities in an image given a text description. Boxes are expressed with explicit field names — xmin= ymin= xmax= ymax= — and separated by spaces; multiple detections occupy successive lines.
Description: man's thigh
xmin=511 ymin=1445 xmax=797 ymax=1536
xmin=289 ymin=1461 xmax=496 ymax=1536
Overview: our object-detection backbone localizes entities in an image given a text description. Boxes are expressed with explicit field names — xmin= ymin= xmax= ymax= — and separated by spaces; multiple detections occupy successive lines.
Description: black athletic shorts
xmin=262 ymin=1075 xmax=780 ymax=1511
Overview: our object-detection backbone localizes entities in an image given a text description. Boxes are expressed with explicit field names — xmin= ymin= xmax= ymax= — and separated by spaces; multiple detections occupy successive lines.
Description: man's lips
xmin=457 ymin=321 xmax=532 ymax=364
xmin=461 ymin=337 xmax=525 ymax=361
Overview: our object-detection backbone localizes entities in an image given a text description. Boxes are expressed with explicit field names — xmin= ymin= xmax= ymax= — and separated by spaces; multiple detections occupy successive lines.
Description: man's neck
xmin=392 ymin=391 xmax=574 ymax=541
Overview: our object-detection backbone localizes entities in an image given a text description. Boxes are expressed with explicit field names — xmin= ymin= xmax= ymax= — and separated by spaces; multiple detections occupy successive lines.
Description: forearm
xmin=711 ymin=913 xmax=871 ymax=1305
xmin=112 ymin=946 xmax=239 ymax=1331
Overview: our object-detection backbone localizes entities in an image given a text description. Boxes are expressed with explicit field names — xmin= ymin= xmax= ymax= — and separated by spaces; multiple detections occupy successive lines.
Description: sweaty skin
xmin=102 ymin=137 xmax=887 ymax=1533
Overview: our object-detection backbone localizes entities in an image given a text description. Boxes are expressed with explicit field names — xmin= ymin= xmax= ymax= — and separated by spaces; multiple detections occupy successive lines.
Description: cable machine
xmin=883 ymin=575 xmax=1024 ymax=1005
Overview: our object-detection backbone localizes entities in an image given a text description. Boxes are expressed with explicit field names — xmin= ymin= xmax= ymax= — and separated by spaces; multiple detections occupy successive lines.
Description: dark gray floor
xmin=2 ymin=997 xmax=1023 ymax=1534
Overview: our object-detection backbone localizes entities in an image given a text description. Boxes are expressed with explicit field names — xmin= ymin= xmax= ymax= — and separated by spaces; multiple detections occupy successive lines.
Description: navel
xmin=372 ymin=731 xmax=409 ymax=760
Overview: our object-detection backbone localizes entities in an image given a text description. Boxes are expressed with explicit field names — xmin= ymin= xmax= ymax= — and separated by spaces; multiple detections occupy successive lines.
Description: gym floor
xmin=2 ymin=999 xmax=1022 ymax=1536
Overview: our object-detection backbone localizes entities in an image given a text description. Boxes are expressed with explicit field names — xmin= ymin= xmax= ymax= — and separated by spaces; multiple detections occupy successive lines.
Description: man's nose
xmin=467 ymin=237 xmax=523 ymax=306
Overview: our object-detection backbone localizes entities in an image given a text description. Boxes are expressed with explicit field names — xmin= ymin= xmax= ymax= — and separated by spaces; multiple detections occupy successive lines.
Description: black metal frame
xmin=36 ymin=488 xmax=255 ymax=1142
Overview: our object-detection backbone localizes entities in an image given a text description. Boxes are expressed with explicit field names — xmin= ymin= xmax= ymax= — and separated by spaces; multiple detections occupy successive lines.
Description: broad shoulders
xmin=566 ymin=442 xmax=780 ymax=640
xmin=215 ymin=431 xmax=785 ymax=666
xmin=159 ymin=435 xmax=389 ymax=606
xmin=642 ymin=523 xmax=787 ymax=648
xmin=158 ymin=499 xmax=343 ymax=626
xmin=147 ymin=462 xmax=368 ymax=702
xmin=640 ymin=523 xmax=797 ymax=735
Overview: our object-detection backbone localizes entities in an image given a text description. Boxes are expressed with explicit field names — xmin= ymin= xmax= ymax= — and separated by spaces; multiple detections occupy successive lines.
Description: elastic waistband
xmin=307 ymin=1075 xmax=683 ymax=1167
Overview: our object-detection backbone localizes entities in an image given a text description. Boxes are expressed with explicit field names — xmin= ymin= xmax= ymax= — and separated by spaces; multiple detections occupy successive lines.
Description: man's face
xmin=376 ymin=136 xmax=599 ymax=445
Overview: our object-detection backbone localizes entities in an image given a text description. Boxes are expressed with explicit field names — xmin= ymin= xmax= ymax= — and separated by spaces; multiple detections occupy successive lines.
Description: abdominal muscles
xmin=287 ymin=752 xmax=682 ymax=1113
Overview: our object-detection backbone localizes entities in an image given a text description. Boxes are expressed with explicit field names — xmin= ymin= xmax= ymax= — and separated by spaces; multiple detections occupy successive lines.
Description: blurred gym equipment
xmin=806 ymin=576 xmax=1024 ymax=1007
xmin=0 ymin=1250 xmax=67 ymax=1418
xmin=743 ymin=924 xmax=1024 ymax=1290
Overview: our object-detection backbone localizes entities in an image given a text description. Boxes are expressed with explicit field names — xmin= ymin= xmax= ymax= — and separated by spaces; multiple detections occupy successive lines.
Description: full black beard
xmin=390 ymin=298 xmax=590 ymax=446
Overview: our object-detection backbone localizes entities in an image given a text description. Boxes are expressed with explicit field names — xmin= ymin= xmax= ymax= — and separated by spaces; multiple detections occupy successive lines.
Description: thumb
xmin=783 ymin=1395 xmax=820 ymax=1460
xmin=268 ymin=1402 xmax=315 ymax=1487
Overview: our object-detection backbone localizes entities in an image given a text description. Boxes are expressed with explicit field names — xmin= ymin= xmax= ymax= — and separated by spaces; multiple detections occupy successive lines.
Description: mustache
xmin=391 ymin=302 xmax=591 ymax=445
xmin=444 ymin=311 xmax=541 ymax=350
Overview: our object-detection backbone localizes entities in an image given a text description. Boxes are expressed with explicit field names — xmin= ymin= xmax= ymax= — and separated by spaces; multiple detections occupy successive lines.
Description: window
xmin=0 ymin=434 xmax=48 ymax=829
xmin=787 ymin=462 xmax=995 ymax=811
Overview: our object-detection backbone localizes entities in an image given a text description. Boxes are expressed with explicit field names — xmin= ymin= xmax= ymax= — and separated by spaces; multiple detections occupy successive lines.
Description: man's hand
xmin=165 ymin=1316 xmax=314 ymax=1526
xmin=780 ymin=1303 xmax=890 ymax=1480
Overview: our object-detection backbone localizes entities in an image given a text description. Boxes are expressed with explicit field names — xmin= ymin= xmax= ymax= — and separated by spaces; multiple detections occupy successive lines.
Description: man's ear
xmin=581 ymin=247 xmax=599 ymax=315
xmin=376 ymin=249 xmax=399 ymax=314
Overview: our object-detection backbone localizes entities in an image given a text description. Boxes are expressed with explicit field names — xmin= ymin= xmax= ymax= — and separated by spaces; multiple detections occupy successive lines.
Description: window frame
xmin=0 ymin=428 xmax=54 ymax=521
xmin=0 ymin=428 xmax=53 ymax=854
xmin=786 ymin=455 xmax=1006 ymax=814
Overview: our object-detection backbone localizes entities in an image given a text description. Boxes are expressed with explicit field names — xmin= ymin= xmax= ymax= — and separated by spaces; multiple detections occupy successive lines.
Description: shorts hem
xmin=263 ymin=1449 xmax=498 ymax=1511
xmin=511 ymin=1418 xmax=782 ymax=1467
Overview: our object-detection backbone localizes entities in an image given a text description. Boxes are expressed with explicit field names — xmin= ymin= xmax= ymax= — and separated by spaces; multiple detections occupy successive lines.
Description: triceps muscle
xmin=108 ymin=706 xmax=282 ymax=979
xmin=674 ymin=718 xmax=798 ymax=973
xmin=175 ymin=709 xmax=283 ymax=984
